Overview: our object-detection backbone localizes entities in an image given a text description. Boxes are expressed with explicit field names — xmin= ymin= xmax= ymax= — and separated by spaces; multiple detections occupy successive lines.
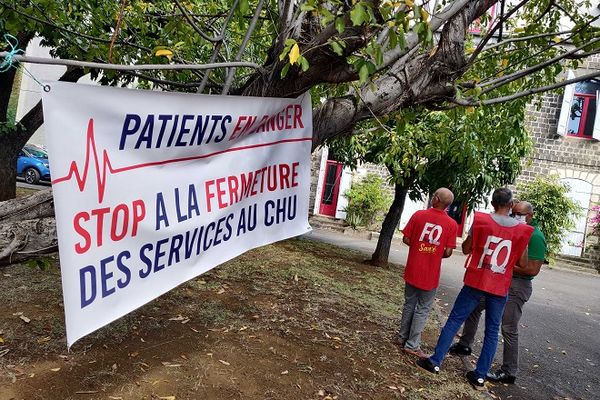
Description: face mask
xmin=514 ymin=215 xmax=527 ymax=224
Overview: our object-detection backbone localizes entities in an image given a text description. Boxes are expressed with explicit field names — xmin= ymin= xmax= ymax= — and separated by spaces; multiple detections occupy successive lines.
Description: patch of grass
xmin=16 ymin=187 xmax=37 ymax=198
xmin=192 ymin=300 xmax=239 ymax=325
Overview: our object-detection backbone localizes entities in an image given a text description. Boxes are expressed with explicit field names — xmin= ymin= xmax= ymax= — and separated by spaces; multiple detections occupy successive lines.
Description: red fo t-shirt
xmin=402 ymin=208 xmax=458 ymax=291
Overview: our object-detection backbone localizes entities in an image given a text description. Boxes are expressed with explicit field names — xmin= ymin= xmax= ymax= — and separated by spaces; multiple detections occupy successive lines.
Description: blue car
xmin=17 ymin=145 xmax=51 ymax=184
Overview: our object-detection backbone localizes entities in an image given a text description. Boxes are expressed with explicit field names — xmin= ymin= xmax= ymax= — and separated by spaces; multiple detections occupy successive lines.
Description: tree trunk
xmin=369 ymin=182 xmax=410 ymax=267
xmin=0 ymin=140 xmax=19 ymax=201
xmin=0 ymin=189 xmax=57 ymax=266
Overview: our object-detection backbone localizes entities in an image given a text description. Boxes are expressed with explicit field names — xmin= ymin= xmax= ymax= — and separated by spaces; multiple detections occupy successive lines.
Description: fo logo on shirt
xmin=419 ymin=223 xmax=442 ymax=245
xmin=478 ymin=235 xmax=512 ymax=274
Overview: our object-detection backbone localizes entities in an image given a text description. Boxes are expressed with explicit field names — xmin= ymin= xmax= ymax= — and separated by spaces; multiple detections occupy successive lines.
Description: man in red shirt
xmin=393 ymin=187 xmax=458 ymax=358
xmin=417 ymin=188 xmax=534 ymax=389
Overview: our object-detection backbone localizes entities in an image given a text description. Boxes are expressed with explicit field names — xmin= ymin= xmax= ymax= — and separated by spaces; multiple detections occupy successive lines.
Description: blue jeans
xmin=429 ymin=286 xmax=508 ymax=379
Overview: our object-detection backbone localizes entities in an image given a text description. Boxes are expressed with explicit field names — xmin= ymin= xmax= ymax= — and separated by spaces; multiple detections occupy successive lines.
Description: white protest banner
xmin=42 ymin=82 xmax=312 ymax=347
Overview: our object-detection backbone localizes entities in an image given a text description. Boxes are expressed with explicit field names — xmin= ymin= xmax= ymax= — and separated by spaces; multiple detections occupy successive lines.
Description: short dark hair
xmin=491 ymin=188 xmax=513 ymax=208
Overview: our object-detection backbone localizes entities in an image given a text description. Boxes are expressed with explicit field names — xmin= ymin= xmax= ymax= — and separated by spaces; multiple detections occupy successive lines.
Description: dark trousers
xmin=430 ymin=286 xmax=508 ymax=379
xmin=458 ymin=278 xmax=533 ymax=376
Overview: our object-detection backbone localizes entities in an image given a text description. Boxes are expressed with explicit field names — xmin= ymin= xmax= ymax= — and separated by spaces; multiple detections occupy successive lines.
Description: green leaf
xmin=389 ymin=29 xmax=398 ymax=49
xmin=239 ymin=0 xmax=249 ymax=14
xmin=300 ymin=4 xmax=315 ymax=11
xmin=398 ymin=27 xmax=406 ymax=49
xmin=350 ymin=3 xmax=366 ymax=26
xmin=335 ymin=17 xmax=345 ymax=34
xmin=280 ymin=63 xmax=290 ymax=78
xmin=359 ymin=64 xmax=369 ymax=84
xmin=300 ymin=56 xmax=309 ymax=72
xmin=330 ymin=41 xmax=344 ymax=56
xmin=320 ymin=7 xmax=334 ymax=25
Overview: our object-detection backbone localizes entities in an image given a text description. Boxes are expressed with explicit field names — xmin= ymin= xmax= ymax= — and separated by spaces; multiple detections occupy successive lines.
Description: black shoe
xmin=486 ymin=369 xmax=516 ymax=384
xmin=416 ymin=358 xmax=440 ymax=374
xmin=466 ymin=370 xmax=485 ymax=388
xmin=449 ymin=342 xmax=472 ymax=356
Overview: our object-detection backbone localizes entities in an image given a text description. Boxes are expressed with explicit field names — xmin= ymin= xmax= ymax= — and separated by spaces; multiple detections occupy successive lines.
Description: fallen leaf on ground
xmin=168 ymin=315 xmax=187 ymax=321
xmin=218 ymin=360 xmax=230 ymax=366
xmin=239 ymin=326 xmax=248 ymax=331
xmin=50 ymin=368 xmax=61 ymax=372
xmin=12 ymin=312 xmax=23 ymax=316
xmin=158 ymin=397 xmax=176 ymax=400
xmin=0 ymin=336 xmax=3 ymax=345
xmin=281 ymin=370 xmax=289 ymax=375
xmin=161 ymin=362 xmax=182 ymax=367
xmin=37 ymin=337 xmax=51 ymax=344
xmin=20 ymin=315 xmax=31 ymax=323
xmin=75 ymin=391 xmax=98 ymax=394
xmin=108 ymin=397 xmax=123 ymax=400
xmin=217 ymin=288 xmax=226 ymax=295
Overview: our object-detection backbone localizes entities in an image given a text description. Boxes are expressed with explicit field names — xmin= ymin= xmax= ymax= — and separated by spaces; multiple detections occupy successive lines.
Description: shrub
xmin=517 ymin=175 xmax=582 ymax=257
xmin=343 ymin=174 xmax=391 ymax=229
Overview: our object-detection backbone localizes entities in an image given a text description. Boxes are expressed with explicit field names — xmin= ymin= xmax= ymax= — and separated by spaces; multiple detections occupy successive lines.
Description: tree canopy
xmin=1 ymin=0 xmax=599 ymax=263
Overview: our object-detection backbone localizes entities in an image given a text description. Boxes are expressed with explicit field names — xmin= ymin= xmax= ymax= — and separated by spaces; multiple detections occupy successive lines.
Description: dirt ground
xmin=0 ymin=238 xmax=481 ymax=400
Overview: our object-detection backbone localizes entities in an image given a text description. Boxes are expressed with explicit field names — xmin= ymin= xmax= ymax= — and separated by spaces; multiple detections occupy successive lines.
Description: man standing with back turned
xmin=393 ymin=188 xmax=458 ymax=358
xmin=416 ymin=188 xmax=534 ymax=389
xmin=449 ymin=200 xmax=547 ymax=384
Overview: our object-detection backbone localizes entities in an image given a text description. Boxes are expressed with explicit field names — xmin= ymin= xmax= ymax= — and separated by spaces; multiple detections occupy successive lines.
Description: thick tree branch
xmin=455 ymin=70 xmax=600 ymax=106
xmin=479 ymin=37 xmax=600 ymax=94
xmin=381 ymin=0 xmax=473 ymax=69
xmin=481 ymin=30 xmax=571 ymax=52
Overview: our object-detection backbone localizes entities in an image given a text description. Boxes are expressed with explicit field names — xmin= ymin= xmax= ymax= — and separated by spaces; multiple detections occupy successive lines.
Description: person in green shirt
xmin=448 ymin=200 xmax=547 ymax=384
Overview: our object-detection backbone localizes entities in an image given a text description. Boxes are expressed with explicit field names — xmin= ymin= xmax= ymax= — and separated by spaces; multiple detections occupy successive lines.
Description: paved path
xmin=303 ymin=230 xmax=600 ymax=400
xmin=16 ymin=179 xmax=50 ymax=190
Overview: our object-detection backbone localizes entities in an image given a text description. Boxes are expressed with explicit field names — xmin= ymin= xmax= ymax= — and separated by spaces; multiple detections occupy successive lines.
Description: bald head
xmin=513 ymin=200 xmax=534 ymax=217
xmin=432 ymin=187 xmax=454 ymax=210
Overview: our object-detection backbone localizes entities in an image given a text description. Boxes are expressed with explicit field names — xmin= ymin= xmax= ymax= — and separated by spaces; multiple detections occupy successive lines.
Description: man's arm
xmin=462 ymin=235 xmax=472 ymax=255
xmin=516 ymin=247 xmax=528 ymax=268
xmin=443 ymin=248 xmax=453 ymax=258
xmin=403 ymin=236 xmax=411 ymax=246
xmin=513 ymin=259 xmax=544 ymax=276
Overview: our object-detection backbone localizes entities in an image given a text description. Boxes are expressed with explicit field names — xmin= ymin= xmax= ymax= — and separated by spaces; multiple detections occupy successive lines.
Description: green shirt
xmin=514 ymin=220 xmax=546 ymax=280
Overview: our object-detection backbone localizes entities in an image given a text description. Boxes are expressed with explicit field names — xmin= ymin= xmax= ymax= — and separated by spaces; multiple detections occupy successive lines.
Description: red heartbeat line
xmin=51 ymin=118 xmax=312 ymax=203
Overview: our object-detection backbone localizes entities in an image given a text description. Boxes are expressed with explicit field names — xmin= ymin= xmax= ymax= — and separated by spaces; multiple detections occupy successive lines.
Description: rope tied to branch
xmin=0 ymin=33 xmax=49 ymax=91
xmin=0 ymin=33 xmax=24 ymax=72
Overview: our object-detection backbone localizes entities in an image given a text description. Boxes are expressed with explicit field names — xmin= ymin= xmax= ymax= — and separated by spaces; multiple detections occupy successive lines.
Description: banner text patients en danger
xmin=119 ymin=104 xmax=305 ymax=149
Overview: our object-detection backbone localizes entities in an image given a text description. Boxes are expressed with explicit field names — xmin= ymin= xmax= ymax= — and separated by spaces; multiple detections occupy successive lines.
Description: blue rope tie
xmin=0 ymin=33 xmax=24 ymax=73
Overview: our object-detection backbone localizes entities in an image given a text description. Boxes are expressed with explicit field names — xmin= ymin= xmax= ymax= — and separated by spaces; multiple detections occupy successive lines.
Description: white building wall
xmin=16 ymin=38 xmax=95 ymax=146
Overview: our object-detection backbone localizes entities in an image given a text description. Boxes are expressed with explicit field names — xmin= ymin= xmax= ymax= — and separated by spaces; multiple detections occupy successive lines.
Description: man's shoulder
xmin=532 ymin=225 xmax=545 ymax=239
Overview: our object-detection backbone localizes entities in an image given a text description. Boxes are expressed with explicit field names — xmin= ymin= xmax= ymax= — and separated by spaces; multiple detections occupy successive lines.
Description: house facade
xmin=516 ymin=54 xmax=600 ymax=258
